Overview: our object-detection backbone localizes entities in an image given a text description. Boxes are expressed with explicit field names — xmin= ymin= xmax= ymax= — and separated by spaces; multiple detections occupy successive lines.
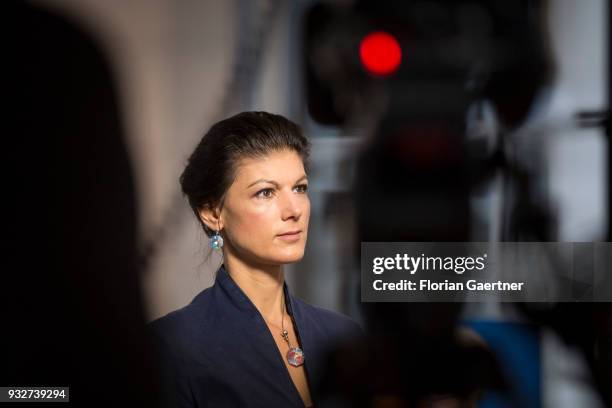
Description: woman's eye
xmin=294 ymin=184 xmax=308 ymax=193
xmin=256 ymin=188 xmax=274 ymax=198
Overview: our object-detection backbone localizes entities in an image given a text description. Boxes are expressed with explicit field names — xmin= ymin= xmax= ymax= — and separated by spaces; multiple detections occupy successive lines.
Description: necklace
xmin=280 ymin=293 xmax=305 ymax=367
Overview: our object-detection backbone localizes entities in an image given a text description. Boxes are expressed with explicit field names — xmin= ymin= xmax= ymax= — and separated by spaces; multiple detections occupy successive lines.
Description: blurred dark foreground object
xmin=5 ymin=3 xmax=162 ymax=406
xmin=314 ymin=331 xmax=507 ymax=408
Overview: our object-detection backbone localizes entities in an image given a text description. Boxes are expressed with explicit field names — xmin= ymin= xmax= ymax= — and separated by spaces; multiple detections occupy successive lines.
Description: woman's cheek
xmin=303 ymin=196 xmax=311 ymax=218
xmin=235 ymin=206 xmax=271 ymax=239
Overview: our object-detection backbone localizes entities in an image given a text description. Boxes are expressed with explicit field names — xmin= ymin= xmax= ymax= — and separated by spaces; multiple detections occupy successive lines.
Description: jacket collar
xmin=212 ymin=263 xmax=316 ymax=403
xmin=215 ymin=263 xmax=298 ymax=320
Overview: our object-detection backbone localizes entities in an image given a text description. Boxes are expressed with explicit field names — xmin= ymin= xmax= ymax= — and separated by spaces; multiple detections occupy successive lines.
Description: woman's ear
xmin=198 ymin=205 xmax=223 ymax=231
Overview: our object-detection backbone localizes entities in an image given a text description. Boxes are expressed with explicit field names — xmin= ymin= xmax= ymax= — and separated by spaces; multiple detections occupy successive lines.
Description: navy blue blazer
xmin=148 ymin=264 xmax=363 ymax=407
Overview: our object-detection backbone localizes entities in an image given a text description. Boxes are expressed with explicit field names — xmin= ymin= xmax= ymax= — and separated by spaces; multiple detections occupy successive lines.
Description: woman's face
xmin=215 ymin=149 xmax=310 ymax=266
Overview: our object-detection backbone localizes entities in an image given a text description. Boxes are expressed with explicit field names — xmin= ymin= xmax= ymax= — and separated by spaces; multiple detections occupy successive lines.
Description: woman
xmin=149 ymin=111 xmax=363 ymax=408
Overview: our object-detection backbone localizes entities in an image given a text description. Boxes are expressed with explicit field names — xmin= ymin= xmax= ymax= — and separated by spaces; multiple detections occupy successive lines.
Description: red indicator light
xmin=359 ymin=31 xmax=402 ymax=76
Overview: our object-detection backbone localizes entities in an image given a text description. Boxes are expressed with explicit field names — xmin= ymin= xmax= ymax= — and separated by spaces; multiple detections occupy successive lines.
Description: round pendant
xmin=286 ymin=347 xmax=305 ymax=367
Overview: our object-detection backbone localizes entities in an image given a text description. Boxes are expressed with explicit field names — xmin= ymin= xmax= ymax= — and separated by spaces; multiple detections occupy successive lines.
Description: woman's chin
xmin=268 ymin=248 xmax=305 ymax=265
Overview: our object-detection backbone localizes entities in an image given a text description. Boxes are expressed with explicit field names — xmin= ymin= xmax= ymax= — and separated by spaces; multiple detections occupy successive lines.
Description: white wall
xmin=544 ymin=0 xmax=608 ymax=241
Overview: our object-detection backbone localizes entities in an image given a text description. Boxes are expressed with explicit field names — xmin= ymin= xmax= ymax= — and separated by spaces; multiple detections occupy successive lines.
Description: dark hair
xmin=180 ymin=111 xmax=310 ymax=237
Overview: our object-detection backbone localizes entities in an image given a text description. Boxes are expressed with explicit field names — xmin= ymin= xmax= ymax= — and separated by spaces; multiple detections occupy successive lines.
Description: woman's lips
xmin=277 ymin=231 xmax=301 ymax=242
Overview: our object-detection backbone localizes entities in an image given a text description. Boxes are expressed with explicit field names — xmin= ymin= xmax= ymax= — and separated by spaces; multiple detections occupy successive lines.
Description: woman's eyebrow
xmin=247 ymin=179 xmax=279 ymax=189
xmin=247 ymin=175 xmax=308 ymax=189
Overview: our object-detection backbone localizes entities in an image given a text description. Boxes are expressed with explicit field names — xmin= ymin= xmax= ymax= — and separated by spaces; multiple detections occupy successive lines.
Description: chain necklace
xmin=280 ymin=292 xmax=305 ymax=367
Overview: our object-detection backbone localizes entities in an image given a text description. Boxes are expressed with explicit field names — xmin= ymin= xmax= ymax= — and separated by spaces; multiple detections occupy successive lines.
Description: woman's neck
xmin=223 ymin=254 xmax=287 ymax=325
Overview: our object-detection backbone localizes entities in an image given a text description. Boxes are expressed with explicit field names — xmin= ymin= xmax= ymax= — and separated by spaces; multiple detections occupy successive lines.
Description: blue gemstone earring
xmin=210 ymin=230 xmax=224 ymax=250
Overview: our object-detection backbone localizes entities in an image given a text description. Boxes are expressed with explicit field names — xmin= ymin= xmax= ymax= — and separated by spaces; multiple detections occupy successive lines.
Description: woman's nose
xmin=279 ymin=191 xmax=302 ymax=221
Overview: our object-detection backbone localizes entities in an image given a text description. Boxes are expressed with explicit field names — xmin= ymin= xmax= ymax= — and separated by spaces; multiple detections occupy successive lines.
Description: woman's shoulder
xmin=147 ymin=286 xmax=214 ymax=348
